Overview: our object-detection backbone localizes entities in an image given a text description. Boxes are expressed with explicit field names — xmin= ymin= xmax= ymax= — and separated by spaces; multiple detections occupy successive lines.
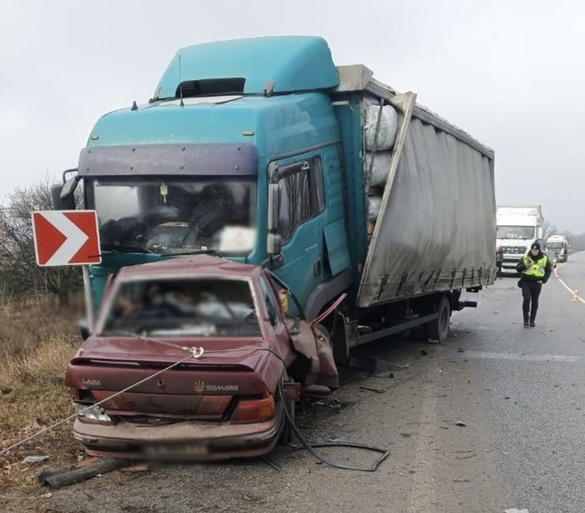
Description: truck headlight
xmin=75 ymin=404 xmax=113 ymax=424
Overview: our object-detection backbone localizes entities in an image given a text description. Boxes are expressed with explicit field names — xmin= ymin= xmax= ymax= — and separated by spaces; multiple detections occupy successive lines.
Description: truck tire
xmin=425 ymin=296 xmax=451 ymax=343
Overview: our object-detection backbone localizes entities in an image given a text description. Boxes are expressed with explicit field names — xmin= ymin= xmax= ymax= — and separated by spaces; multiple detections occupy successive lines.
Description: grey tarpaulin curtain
xmin=358 ymin=117 xmax=496 ymax=307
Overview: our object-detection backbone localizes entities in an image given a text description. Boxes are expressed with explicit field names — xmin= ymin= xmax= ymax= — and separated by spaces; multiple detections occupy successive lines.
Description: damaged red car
xmin=64 ymin=255 xmax=339 ymax=461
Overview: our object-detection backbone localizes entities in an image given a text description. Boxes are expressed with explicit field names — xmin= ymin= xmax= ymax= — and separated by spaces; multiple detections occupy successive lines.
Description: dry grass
xmin=0 ymin=296 xmax=86 ymax=508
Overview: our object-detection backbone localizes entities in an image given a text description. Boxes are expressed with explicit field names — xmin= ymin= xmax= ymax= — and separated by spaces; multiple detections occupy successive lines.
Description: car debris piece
xmin=359 ymin=386 xmax=386 ymax=394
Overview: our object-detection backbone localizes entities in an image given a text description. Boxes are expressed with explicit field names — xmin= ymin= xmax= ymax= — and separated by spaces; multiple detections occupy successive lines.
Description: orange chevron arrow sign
xmin=32 ymin=211 xmax=101 ymax=266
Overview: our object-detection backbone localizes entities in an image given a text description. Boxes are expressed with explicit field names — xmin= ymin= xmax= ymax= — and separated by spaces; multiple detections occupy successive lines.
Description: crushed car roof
xmin=116 ymin=254 xmax=261 ymax=280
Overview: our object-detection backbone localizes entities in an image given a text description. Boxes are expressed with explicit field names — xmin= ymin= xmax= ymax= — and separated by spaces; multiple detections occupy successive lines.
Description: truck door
xmin=267 ymin=157 xmax=326 ymax=315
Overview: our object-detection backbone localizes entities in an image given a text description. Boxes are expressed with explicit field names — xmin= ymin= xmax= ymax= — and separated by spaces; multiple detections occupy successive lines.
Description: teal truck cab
xmin=54 ymin=36 xmax=496 ymax=358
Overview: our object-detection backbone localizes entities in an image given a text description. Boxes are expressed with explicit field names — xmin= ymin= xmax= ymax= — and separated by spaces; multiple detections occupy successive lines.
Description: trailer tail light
xmin=231 ymin=396 xmax=275 ymax=423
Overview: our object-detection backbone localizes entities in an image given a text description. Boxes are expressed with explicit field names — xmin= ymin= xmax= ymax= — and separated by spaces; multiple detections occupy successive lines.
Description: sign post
xmin=32 ymin=210 xmax=101 ymax=331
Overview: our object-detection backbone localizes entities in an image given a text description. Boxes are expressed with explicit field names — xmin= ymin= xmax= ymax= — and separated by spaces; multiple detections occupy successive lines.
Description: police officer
xmin=516 ymin=241 xmax=552 ymax=327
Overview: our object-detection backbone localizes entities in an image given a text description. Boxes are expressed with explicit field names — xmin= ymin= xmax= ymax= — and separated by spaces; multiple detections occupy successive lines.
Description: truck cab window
xmin=496 ymin=226 xmax=535 ymax=240
xmin=275 ymin=157 xmax=324 ymax=242
xmin=87 ymin=177 xmax=257 ymax=254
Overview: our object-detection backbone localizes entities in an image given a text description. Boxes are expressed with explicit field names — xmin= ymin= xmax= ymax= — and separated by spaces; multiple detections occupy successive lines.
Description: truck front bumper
xmin=501 ymin=256 xmax=521 ymax=272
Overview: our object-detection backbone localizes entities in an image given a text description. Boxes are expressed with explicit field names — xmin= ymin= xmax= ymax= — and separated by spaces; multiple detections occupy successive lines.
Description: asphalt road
xmin=38 ymin=252 xmax=585 ymax=513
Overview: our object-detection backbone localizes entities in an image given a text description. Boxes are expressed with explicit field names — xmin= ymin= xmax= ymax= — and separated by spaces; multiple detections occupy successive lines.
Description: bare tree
xmin=0 ymin=178 xmax=82 ymax=304
xmin=565 ymin=231 xmax=585 ymax=252
xmin=542 ymin=220 xmax=556 ymax=241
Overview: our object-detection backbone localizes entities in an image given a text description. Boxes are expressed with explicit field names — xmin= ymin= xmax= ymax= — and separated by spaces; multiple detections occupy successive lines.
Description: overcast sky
xmin=1 ymin=0 xmax=584 ymax=233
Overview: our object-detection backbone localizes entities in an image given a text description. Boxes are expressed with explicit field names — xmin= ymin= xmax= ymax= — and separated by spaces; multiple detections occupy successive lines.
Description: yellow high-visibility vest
xmin=521 ymin=254 xmax=548 ymax=279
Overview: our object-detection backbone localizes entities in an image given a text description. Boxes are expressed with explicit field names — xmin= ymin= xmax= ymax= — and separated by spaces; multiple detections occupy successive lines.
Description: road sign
xmin=32 ymin=210 xmax=101 ymax=266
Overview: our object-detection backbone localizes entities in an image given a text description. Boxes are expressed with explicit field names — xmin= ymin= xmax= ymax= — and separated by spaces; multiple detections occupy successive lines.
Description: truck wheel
xmin=425 ymin=296 xmax=451 ymax=343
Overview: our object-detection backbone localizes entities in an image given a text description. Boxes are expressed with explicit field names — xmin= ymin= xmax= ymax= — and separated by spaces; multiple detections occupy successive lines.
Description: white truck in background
xmin=496 ymin=206 xmax=544 ymax=274
xmin=545 ymin=234 xmax=570 ymax=263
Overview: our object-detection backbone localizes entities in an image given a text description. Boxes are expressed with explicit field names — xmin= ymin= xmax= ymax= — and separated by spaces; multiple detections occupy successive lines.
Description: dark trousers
xmin=521 ymin=280 xmax=542 ymax=322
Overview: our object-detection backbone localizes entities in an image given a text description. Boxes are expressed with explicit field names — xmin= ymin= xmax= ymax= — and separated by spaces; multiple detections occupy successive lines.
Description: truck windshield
xmin=496 ymin=226 xmax=535 ymax=240
xmin=546 ymin=243 xmax=564 ymax=250
xmin=101 ymin=277 xmax=261 ymax=337
xmin=86 ymin=177 xmax=257 ymax=254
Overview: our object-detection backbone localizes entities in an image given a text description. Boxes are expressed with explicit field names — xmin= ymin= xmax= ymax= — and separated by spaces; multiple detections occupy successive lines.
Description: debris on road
xmin=39 ymin=457 xmax=132 ymax=489
xmin=359 ymin=385 xmax=386 ymax=394
xmin=455 ymin=452 xmax=476 ymax=460
xmin=24 ymin=455 xmax=49 ymax=463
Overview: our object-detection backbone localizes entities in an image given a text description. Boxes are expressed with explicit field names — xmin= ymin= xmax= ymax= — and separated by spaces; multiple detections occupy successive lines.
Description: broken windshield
xmin=87 ymin=177 xmax=257 ymax=255
xmin=101 ymin=277 xmax=261 ymax=337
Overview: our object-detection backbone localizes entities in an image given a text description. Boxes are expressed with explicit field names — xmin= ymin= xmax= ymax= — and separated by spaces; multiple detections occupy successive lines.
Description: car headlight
xmin=75 ymin=404 xmax=113 ymax=424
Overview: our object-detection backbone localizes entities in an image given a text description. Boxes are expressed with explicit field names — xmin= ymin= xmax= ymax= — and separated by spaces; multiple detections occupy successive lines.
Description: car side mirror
xmin=78 ymin=318 xmax=90 ymax=341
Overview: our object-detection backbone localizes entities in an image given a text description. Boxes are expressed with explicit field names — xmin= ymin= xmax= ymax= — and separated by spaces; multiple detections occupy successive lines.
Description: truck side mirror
xmin=266 ymin=167 xmax=283 ymax=266
xmin=60 ymin=175 xmax=81 ymax=201
xmin=51 ymin=183 xmax=75 ymax=210
xmin=267 ymin=182 xmax=280 ymax=232
xmin=267 ymin=233 xmax=282 ymax=256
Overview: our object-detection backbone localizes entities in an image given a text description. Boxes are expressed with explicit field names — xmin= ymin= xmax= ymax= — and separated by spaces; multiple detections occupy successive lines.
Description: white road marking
xmin=407 ymin=380 xmax=439 ymax=513
xmin=554 ymin=264 xmax=585 ymax=304
xmin=505 ymin=509 xmax=529 ymax=513
xmin=458 ymin=351 xmax=580 ymax=363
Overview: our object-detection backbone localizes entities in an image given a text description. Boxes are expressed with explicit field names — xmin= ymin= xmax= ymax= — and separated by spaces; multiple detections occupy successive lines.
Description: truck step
xmin=457 ymin=300 xmax=478 ymax=310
